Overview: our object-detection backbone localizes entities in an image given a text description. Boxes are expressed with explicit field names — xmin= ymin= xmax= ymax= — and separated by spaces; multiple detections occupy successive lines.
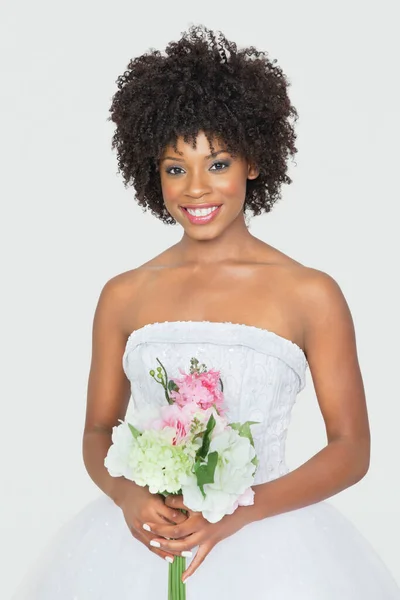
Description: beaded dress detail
xmin=11 ymin=321 xmax=400 ymax=599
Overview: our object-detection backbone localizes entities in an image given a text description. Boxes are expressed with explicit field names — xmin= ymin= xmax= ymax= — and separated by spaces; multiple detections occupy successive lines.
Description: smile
xmin=181 ymin=205 xmax=222 ymax=225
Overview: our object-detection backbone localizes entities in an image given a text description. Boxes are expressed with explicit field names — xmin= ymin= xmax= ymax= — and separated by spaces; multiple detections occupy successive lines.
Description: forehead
xmin=161 ymin=131 xmax=227 ymax=157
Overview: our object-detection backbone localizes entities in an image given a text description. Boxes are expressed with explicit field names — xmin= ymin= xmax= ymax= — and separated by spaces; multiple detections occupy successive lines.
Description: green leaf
xmin=168 ymin=380 xmax=179 ymax=393
xmin=195 ymin=451 xmax=218 ymax=498
xmin=196 ymin=413 xmax=216 ymax=460
xmin=240 ymin=420 xmax=258 ymax=447
xmin=229 ymin=420 xmax=259 ymax=447
xmin=193 ymin=463 xmax=207 ymax=499
xmin=229 ymin=422 xmax=241 ymax=431
xmin=128 ymin=423 xmax=141 ymax=439
xmin=230 ymin=421 xmax=260 ymax=467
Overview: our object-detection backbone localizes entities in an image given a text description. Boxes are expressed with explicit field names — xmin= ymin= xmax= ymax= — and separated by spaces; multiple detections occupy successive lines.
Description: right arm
xmin=81 ymin=274 xmax=186 ymax=562
xmin=82 ymin=276 xmax=132 ymax=508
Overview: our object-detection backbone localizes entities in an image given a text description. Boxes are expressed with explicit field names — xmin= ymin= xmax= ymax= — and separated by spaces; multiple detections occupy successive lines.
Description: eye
xmin=165 ymin=161 xmax=230 ymax=176
xmin=210 ymin=161 xmax=230 ymax=171
xmin=165 ymin=166 xmax=185 ymax=176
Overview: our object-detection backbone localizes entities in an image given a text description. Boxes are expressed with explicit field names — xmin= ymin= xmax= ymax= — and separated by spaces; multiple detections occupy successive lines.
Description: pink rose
xmin=170 ymin=369 xmax=225 ymax=414
xmin=151 ymin=403 xmax=198 ymax=445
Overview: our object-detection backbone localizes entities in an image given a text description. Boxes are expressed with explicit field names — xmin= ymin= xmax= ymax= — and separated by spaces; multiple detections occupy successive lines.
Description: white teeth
xmin=186 ymin=206 xmax=219 ymax=217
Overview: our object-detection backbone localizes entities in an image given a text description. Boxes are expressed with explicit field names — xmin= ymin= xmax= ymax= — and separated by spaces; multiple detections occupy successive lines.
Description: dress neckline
xmin=126 ymin=320 xmax=307 ymax=362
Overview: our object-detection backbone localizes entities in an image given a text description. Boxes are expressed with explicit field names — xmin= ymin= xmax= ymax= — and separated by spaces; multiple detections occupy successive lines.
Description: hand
xmin=142 ymin=494 xmax=252 ymax=582
xmin=119 ymin=481 xmax=188 ymax=564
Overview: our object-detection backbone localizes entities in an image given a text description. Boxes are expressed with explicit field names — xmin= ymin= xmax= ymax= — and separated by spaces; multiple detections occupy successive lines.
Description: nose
xmin=184 ymin=169 xmax=212 ymax=199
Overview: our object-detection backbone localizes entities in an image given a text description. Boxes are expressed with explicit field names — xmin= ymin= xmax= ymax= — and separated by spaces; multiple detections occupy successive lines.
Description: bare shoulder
xmin=93 ymin=266 xmax=150 ymax=333
xmin=288 ymin=264 xmax=344 ymax=299
xmin=94 ymin=249 xmax=175 ymax=332
xmin=253 ymin=242 xmax=344 ymax=307
xmin=96 ymin=267 xmax=144 ymax=303
xmin=95 ymin=243 xmax=193 ymax=311
xmin=99 ymin=247 xmax=174 ymax=295
xmin=293 ymin=266 xmax=350 ymax=324
xmin=255 ymin=243 xmax=355 ymax=355
xmin=290 ymin=266 xmax=358 ymax=366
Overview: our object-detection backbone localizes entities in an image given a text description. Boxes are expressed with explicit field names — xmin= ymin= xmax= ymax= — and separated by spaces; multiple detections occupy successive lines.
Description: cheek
xmin=216 ymin=177 xmax=246 ymax=199
xmin=160 ymin=178 xmax=180 ymax=203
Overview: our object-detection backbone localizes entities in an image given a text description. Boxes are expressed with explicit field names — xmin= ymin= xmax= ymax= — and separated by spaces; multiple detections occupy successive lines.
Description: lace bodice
xmin=122 ymin=321 xmax=309 ymax=485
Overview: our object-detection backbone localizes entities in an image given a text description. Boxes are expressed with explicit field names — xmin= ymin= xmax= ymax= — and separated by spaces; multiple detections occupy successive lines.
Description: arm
xmin=82 ymin=273 xmax=189 ymax=564
xmin=244 ymin=269 xmax=370 ymax=522
xmin=82 ymin=276 xmax=133 ymax=508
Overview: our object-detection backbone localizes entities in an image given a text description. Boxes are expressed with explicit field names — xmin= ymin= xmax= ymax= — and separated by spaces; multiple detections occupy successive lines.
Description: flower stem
xmin=168 ymin=556 xmax=186 ymax=599
xmin=168 ymin=560 xmax=173 ymax=600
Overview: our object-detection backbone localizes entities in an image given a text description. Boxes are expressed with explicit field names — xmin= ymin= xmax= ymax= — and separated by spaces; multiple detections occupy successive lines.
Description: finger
xmin=152 ymin=493 xmax=182 ymax=512
xmin=148 ymin=545 xmax=176 ymax=565
xmin=156 ymin=497 xmax=189 ymax=524
xmin=165 ymin=495 xmax=188 ymax=511
xmin=143 ymin=519 xmax=197 ymax=540
xmin=182 ymin=543 xmax=213 ymax=583
xmin=128 ymin=524 xmax=175 ymax=564
xmin=157 ymin=509 xmax=188 ymax=525
xmin=148 ymin=533 xmax=201 ymax=555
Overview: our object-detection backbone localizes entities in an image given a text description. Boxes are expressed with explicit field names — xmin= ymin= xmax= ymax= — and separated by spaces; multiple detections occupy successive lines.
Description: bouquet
xmin=105 ymin=355 xmax=258 ymax=599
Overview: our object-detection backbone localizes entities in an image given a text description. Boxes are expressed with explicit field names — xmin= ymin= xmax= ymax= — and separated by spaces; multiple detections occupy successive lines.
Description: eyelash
xmin=165 ymin=161 xmax=230 ymax=176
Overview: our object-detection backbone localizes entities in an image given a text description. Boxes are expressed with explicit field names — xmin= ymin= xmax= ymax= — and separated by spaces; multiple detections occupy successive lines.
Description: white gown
xmin=12 ymin=320 xmax=400 ymax=599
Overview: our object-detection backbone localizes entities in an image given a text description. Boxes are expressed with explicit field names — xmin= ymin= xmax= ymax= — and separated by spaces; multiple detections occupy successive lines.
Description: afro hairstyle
xmin=108 ymin=24 xmax=299 ymax=225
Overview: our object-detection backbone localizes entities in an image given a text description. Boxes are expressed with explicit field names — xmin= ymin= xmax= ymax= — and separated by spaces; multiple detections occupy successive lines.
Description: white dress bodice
xmin=122 ymin=320 xmax=308 ymax=486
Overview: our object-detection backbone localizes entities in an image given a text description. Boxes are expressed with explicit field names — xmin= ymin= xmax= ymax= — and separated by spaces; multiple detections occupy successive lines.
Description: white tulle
xmin=12 ymin=321 xmax=400 ymax=599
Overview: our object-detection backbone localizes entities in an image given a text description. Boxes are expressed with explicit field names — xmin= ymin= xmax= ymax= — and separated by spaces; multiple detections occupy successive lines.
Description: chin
xmin=184 ymin=227 xmax=220 ymax=241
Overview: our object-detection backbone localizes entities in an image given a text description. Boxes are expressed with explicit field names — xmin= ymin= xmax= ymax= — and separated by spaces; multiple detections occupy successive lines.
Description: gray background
xmin=1 ymin=1 xmax=399 ymax=597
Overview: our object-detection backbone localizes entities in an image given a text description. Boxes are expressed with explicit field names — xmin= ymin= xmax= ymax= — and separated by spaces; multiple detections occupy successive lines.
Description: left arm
xmin=146 ymin=270 xmax=371 ymax=580
xmin=244 ymin=269 xmax=370 ymax=521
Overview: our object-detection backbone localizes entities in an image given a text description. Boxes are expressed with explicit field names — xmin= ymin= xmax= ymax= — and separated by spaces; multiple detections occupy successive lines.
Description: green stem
xmin=183 ymin=556 xmax=187 ymax=600
xmin=168 ymin=556 xmax=186 ymax=600
xmin=156 ymin=357 xmax=173 ymax=404
xmin=168 ymin=561 xmax=172 ymax=600
xmin=175 ymin=557 xmax=179 ymax=600
xmin=174 ymin=557 xmax=178 ymax=599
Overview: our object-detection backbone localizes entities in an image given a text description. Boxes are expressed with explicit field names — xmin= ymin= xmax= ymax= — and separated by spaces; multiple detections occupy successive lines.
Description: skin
xmin=83 ymin=131 xmax=370 ymax=584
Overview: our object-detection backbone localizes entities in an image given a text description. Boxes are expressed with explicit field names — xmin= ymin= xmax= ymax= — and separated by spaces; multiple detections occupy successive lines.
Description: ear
xmin=247 ymin=162 xmax=259 ymax=180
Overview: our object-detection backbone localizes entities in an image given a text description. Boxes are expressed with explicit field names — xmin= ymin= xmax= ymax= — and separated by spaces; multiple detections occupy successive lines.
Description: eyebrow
xmin=161 ymin=150 xmax=228 ymax=163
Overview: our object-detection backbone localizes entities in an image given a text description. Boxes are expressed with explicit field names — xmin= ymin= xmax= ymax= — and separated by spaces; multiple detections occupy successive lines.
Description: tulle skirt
xmin=11 ymin=494 xmax=400 ymax=599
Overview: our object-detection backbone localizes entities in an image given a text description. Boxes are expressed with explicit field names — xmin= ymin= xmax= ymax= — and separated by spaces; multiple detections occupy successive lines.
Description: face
xmin=159 ymin=131 xmax=259 ymax=239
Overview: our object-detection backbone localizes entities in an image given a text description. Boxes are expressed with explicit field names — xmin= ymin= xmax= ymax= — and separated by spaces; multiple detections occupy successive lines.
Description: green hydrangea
xmin=127 ymin=427 xmax=198 ymax=494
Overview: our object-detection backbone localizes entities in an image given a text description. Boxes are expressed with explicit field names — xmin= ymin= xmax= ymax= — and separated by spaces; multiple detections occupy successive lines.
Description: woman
xmin=12 ymin=24 xmax=400 ymax=599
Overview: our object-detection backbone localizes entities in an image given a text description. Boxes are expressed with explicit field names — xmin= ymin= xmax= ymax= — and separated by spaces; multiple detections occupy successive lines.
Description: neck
xmin=175 ymin=212 xmax=257 ymax=266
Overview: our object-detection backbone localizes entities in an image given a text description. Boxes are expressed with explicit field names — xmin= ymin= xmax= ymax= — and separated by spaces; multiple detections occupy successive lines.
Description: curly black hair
xmin=108 ymin=24 xmax=299 ymax=225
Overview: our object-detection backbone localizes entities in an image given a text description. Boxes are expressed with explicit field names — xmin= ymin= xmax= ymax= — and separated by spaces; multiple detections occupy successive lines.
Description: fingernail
xmin=150 ymin=540 xmax=161 ymax=548
xmin=181 ymin=551 xmax=192 ymax=558
xmin=142 ymin=523 xmax=151 ymax=532
xmin=165 ymin=556 xmax=174 ymax=563
xmin=182 ymin=575 xmax=189 ymax=584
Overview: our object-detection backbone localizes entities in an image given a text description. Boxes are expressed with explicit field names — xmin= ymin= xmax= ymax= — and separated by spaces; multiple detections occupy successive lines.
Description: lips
xmin=180 ymin=203 xmax=222 ymax=209
xmin=180 ymin=204 xmax=222 ymax=225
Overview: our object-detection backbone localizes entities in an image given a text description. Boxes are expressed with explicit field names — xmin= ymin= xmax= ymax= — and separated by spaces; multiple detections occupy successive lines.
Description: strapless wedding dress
xmin=11 ymin=321 xmax=400 ymax=598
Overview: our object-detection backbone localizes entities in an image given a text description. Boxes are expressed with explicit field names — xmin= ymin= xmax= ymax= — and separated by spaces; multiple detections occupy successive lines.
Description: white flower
xmin=104 ymin=420 xmax=197 ymax=495
xmin=181 ymin=427 xmax=257 ymax=523
xmin=104 ymin=420 xmax=136 ymax=480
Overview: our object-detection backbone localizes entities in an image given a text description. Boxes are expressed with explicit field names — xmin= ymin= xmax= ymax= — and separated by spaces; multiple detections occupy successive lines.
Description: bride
xmin=12 ymin=23 xmax=400 ymax=599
